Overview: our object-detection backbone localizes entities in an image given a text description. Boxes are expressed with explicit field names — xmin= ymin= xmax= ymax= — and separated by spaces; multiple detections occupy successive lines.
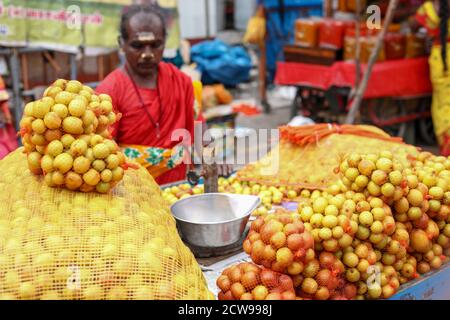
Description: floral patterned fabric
xmin=121 ymin=144 xmax=188 ymax=179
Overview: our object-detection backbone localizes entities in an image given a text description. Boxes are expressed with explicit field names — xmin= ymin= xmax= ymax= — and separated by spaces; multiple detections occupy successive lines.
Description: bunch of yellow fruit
xmin=226 ymin=150 xmax=449 ymax=300
xmin=162 ymin=177 xmax=315 ymax=217
xmin=162 ymin=183 xmax=204 ymax=205
xmin=323 ymin=151 xmax=449 ymax=299
xmin=19 ymin=79 xmax=128 ymax=193
xmin=0 ymin=150 xmax=213 ymax=300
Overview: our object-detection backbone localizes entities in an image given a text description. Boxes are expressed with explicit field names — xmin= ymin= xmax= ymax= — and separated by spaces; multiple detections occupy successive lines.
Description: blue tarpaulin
xmin=258 ymin=0 xmax=323 ymax=82
xmin=191 ymin=39 xmax=252 ymax=86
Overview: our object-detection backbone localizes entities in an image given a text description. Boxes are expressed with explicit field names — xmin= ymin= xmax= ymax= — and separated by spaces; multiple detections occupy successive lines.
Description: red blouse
xmin=96 ymin=62 xmax=201 ymax=185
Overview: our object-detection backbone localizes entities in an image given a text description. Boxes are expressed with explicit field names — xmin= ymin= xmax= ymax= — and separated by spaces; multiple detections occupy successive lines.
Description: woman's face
xmin=121 ymin=12 xmax=166 ymax=77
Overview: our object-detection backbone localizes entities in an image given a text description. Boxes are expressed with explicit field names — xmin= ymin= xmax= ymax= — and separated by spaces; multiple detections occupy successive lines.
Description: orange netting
xmin=279 ymin=124 xmax=405 ymax=147
xmin=237 ymin=124 xmax=420 ymax=190
xmin=0 ymin=149 xmax=212 ymax=300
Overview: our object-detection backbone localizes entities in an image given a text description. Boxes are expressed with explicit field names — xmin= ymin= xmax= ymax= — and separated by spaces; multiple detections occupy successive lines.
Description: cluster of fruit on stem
xmin=19 ymin=79 xmax=130 ymax=193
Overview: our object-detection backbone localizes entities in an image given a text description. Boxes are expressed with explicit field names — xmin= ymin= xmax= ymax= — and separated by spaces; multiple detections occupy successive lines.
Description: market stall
xmin=0 ymin=0 xmax=449 ymax=302
xmin=275 ymin=58 xmax=431 ymax=98
xmin=162 ymin=123 xmax=450 ymax=300
xmin=276 ymin=58 xmax=433 ymax=141
xmin=267 ymin=0 xmax=436 ymax=143
xmin=248 ymin=0 xmax=436 ymax=143
xmin=0 ymin=78 xmax=449 ymax=301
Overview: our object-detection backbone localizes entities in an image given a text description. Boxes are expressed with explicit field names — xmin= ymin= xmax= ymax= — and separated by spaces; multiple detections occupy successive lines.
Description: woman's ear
xmin=118 ymin=37 xmax=125 ymax=57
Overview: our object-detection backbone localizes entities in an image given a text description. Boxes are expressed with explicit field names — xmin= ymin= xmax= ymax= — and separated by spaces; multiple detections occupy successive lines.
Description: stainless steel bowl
xmin=170 ymin=193 xmax=261 ymax=248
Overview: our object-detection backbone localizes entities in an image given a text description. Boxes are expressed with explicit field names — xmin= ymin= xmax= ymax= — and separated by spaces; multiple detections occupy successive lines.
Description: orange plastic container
xmin=344 ymin=27 xmax=387 ymax=63
xmin=338 ymin=0 xmax=347 ymax=12
xmin=319 ymin=19 xmax=354 ymax=49
xmin=406 ymin=33 xmax=427 ymax=58
xmin=295 ymin=19 xmax=321 ymax=48
xmin=343 ymin=28 xmax=367 ymax=61
xmin=346 ymin=0 xmax=367 ymax=12
xmin=361 ymin=36 xmax=386 ymax=63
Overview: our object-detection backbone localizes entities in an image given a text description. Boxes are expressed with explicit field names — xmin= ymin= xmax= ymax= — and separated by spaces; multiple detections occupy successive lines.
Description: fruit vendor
xmin=96 ymin=4 xmax=231 ymax=185
xmin=414 ymin=0 xmax=450 ymax=156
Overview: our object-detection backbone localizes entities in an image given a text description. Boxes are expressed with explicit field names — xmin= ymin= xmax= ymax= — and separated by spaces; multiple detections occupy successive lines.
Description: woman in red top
xmin=96 ymin=5 xmax=225 ymax=185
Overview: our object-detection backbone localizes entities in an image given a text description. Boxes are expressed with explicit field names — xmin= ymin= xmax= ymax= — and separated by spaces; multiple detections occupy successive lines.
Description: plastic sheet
xmin=191 ymin=40 xmax=252 ymax=86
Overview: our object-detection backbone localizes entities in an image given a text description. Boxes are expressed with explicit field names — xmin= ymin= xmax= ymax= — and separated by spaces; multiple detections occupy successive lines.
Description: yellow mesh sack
xmin=237 ymin=124 xmax=420 ymax=190
xmin=0 ymin=148 xmax=212 ymax=300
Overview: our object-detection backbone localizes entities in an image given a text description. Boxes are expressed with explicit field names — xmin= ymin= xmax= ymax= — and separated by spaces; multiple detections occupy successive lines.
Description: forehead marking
xmin=136 ymin=31 xmax=156 ymax=42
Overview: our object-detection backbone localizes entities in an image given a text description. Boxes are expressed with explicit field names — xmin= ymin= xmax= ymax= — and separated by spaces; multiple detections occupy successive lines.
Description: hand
xmin=200 ymin=164 xmax=233 ymax=178
xmin=217 ymin=164 xmax=233 ymax=177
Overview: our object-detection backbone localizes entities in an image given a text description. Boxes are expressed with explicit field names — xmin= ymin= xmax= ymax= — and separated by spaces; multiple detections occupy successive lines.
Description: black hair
xmin=439 ymin=0 xmax=448 ymax=72
xmin=120 ymin=4 xmax=167 ymax=41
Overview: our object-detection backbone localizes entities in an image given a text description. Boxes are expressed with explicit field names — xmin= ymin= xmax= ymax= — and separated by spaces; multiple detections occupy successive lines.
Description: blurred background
xmin=0 ymin=0 xmax=441 ymax=160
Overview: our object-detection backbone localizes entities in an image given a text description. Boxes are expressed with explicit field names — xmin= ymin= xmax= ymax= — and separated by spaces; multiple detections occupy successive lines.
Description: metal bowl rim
xmin=170 ymin=193 xmax=261 ymax=225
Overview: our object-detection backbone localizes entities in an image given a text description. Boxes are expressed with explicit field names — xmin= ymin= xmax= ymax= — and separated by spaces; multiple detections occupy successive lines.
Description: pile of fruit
xmin=162 ymin=177 xmax=312 ymax=216
xmin=236 ymin=125 xmax=419 ymax=189
xmin=0 ymin=149 xmax=213 ymax=300
xmin=217 ymin=210 xmax=357 ymax=300
xmin=243 ymin=212 xmax=315 ymax=274
xmin=162 ymin=183 xmax=205 ymax=204
xmin=0 ymin=79 xmax=213 ymax=300
xmin=215 ymin=150 xmax=449 ymax=300
xmin=216 ymin=263 xmax=296 ymax=300
xmin=19 ymin=79 xmax=128 ymax=193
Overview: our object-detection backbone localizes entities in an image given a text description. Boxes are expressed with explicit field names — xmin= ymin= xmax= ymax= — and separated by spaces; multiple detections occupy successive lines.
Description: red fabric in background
xmin=0 ymin=97 xmax=18 ymax=160
xmin=96 ymin=62 xmax=196 ymax=185
xmin=275 ymin=57 xmax=432 ymax=98
xmin=276 ymin=62 xmax=336 ymax=90
xmin=0 ymin=124 xmax=18 ymax=160
xmin=319 ymin=20 xmax=354 ymax=49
